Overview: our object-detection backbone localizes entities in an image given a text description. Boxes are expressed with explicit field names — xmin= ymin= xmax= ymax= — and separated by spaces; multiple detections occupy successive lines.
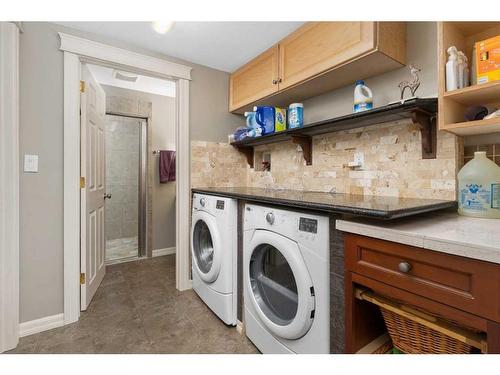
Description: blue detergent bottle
xmin=254 ymin=106 xmax=275 ymax=135
xmin=353 ymin=80 xmax=373 ymax=113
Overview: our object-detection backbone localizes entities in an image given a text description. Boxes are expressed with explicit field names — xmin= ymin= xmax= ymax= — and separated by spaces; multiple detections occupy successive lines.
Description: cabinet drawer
xmin=345 ymin=234 xmax=500 ymax=322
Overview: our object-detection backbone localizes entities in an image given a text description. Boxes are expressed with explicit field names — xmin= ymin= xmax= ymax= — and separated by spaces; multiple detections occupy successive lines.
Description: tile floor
xmin=8 ymin=255 xmax=258 ymax=354
xmin=106 ymin=236 xmax=138 ymax=262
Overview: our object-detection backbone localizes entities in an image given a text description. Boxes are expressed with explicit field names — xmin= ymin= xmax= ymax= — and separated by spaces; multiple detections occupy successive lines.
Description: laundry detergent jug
xmin=244 ymin=111 xmax=262 ymax=138
xmin=353 ymin=80 xmax=373 ymax=113
xmin=458 ymin=151 xmax=500 ymax=219
xmin=254 ymin=106 xmax=275 ymax=135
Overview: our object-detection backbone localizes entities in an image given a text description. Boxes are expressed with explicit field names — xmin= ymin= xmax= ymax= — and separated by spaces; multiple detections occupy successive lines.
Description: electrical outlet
xmin=348 ymin=152 xmax=364 ymax=168
xmin=354 ymin=152 xmax=364 ymax=166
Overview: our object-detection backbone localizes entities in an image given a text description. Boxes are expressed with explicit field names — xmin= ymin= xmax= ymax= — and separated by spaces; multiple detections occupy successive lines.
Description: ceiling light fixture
xmin=152 ymin=21 xmax=174 ymax=34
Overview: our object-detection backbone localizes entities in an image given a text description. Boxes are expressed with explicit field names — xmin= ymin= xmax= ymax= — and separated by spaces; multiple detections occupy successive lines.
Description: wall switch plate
xmin=348 ymin=152 xmax=364 ymax=169
xmin=24 ymin=154 xmax=39 ymax=173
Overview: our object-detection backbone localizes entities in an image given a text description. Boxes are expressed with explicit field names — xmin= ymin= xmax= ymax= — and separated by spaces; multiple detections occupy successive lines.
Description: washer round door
xmin=191 ymin=210 xmax=222 ymax=283
xmin=245 ymin=230 xmax=315 ymax=340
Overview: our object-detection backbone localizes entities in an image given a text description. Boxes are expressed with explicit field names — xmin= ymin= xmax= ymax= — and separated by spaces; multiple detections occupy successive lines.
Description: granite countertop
xmin=191 ymin=187 xmax=456 ymax=219
xmin=336 ymin=211 xmax=500 ymax=264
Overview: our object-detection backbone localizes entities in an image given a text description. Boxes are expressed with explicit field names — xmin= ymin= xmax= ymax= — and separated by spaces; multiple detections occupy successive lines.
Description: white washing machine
xmin=191 ymin=193 xmax=237 ymax=325
xmin=243 ymin=204 xmax=330 ymax=354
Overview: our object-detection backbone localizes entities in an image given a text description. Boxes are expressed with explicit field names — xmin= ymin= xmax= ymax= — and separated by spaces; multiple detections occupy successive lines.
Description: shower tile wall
xmin=105 ymin=115 xmax=140 ymax=242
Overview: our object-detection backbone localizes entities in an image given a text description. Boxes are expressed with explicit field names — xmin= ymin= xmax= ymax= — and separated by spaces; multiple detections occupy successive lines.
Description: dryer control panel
xmin=299 ymin=217 xmax=318 ymax=233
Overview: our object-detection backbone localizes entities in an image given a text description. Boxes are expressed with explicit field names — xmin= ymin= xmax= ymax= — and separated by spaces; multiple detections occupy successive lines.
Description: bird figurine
xmin=398 ymin=64 xmax=421 ymax=101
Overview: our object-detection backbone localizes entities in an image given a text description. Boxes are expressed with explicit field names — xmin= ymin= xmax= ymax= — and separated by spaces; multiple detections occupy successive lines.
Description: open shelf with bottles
xmin=231 ymin=98 xmax=437 ymax=167
xmin=438 ymin=22 xmax=500 ymax=136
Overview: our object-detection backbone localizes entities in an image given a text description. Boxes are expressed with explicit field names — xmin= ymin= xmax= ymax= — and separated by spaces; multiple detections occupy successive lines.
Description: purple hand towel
xmin=159 ymin=150 xmax=176 ymax=183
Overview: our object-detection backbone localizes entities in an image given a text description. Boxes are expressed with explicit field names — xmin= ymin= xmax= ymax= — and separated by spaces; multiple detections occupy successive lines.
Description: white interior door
xmin=80 ymin=64 xmax=107 ymax=310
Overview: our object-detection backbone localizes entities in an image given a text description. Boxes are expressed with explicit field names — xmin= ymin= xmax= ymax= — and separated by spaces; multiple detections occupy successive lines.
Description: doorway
xmin=104 ymin=114 xmax=148 ymax=263
xmin=61 ymin=32 xmax=193 ymax=325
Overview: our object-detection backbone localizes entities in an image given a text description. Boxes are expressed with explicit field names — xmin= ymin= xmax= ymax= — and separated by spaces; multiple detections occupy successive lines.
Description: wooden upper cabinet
xmin=278 ymin=22 xmax=376 ymax=90
xmin=229 ymin=22 xmax=406 ymax=113
xmin=229 ymin=45 xmax=279 ymax=112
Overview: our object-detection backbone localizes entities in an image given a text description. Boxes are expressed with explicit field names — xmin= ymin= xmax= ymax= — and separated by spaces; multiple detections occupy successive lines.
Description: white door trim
xmin=0 ymin=22 xmax=20 ymax=353
xmin=176 ymin=79 xmax=192 ymax=291
xmin=59 ymin=33 xmax=192 ymax=81
xmin=60 ymin=33 xmax=193 ymax=325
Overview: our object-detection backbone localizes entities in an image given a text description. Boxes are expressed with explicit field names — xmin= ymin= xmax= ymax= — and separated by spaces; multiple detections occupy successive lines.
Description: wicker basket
xmin=380 ymin=307 xmax=472 ymax=354
xmin=355 ymin=289 xmax=487 ymax=354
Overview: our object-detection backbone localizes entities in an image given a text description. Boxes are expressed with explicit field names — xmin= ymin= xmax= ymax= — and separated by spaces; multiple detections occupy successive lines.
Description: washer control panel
xmin=299 ymin=217 xmax=318 ymax=234
xmin=216 ymin=200 xmax=225 ymax=210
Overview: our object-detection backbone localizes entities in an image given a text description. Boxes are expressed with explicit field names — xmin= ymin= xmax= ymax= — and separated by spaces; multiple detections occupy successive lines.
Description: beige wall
xmin=18 ymin=22 xmax=240 ymax=323
xmin=19 ymin=22 xmax=64 ymax=323
xmin=102 ymin=84 xmax=177 ymax=250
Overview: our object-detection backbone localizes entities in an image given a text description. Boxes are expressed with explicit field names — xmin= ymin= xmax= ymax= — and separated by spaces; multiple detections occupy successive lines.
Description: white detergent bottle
xmin=446 ymin=46 xmax=459 ymax=91
xmin=457 ymin=51 xmax=465 ymax=89
xmin=458 ymin=151 xmax=500 ymax=219
xmin=353 ymin=80 xmax=373 ymax=113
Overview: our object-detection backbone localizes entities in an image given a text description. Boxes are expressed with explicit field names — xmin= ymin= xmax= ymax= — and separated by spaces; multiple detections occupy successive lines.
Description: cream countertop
xmin=336 ymin=210 xmax=500 ymax=265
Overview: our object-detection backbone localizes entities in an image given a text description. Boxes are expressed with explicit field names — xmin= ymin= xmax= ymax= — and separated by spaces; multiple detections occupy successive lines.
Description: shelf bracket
xmin=411 ymin=109 xmax=437 ymax=159
xmin=233 ymin=146 xmax=254 ymax=168
xmin=291 ymin=135 xmax=313 ymax=165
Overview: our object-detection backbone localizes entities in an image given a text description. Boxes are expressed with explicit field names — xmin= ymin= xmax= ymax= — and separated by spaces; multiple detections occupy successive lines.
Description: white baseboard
xmin=152 ymin=247 xmax=176 ymax=257
xmin=19 ymin=313 xmax=64 ymax=337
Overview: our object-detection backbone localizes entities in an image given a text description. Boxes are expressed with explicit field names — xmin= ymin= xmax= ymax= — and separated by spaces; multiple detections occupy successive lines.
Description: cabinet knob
xmin=278 ymin=78 xmax=282 ymax=83
xmin=398 ymin=261 xmax=412 ymax=273
xmin=272 ymin=79 xmax=278 ymax=85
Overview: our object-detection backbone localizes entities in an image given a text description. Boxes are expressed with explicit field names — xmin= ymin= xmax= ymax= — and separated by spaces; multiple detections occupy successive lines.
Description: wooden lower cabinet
xmin=344 ymin=233 xmax=500 ymax=354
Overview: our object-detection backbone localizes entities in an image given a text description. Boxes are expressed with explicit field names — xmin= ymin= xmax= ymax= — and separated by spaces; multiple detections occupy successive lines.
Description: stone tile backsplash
xmin=191 ymin=119 xmax=462 ymax=200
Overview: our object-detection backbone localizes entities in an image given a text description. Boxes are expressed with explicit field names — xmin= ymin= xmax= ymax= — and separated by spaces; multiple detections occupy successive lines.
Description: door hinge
xmin=80 ymin=176 xmax=86 ymax=189
xmin=80 ymin=273 xmax=86 ymax=285
xmin=80 ymin=80 xmax=85 ymax=93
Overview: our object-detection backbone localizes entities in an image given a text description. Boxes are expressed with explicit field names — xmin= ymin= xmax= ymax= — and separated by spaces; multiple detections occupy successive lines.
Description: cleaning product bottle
xmin=244 ymin=111 xmax=262 ymax=138
xmin=253 ymin=106 xmax=275 ymax=135
xmin=446 ymin=46 xmax=459 ymax=91
xmin=288 ymin=103 xmax=304 ymax=129
xmin=457 ymin=51 xmax=465 ymax=89
xmin=458 ymin=151 xmax=500 ymax=219
xmin=463 ymin=54 xmax=470 ymax=87
xmin=353 ymin=80 xmax=373 ymax=113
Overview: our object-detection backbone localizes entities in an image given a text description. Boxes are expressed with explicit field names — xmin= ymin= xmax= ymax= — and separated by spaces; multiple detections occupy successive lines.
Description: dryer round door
xmin=245 ymin=230 xmax=315 ymax=340
xmin=191 ymin=211 xmax=222 ymax=283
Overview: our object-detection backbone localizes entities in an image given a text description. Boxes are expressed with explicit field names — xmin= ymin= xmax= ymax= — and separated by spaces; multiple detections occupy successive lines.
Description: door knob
xmin=104 ymin=193 xmax=112 ymax=200
xmin=398 ymin=261 xmax=412 ymax=273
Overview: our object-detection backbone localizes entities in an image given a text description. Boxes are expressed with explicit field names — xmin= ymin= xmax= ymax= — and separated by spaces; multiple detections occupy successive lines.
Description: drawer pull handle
xmin=398 ymin=261 xmax=412 ymax=273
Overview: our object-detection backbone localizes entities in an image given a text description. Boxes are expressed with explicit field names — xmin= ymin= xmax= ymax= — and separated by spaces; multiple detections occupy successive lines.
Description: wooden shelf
xmin=232 ymin=98 xmax=438 ymax=167
xmin=442 ymin=117 xmax=500 ymax=136
xmin=438 ymin=22 xmax=500 ymax=136
xmin=443 ymin=80 xmax=500 ymax=106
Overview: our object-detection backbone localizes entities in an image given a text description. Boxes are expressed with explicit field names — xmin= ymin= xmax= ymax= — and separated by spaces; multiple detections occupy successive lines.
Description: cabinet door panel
xmin=279 ymin=22 xmax=376 ymax=90
xmin=229 ymin=45 xmax=279 ymax=111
